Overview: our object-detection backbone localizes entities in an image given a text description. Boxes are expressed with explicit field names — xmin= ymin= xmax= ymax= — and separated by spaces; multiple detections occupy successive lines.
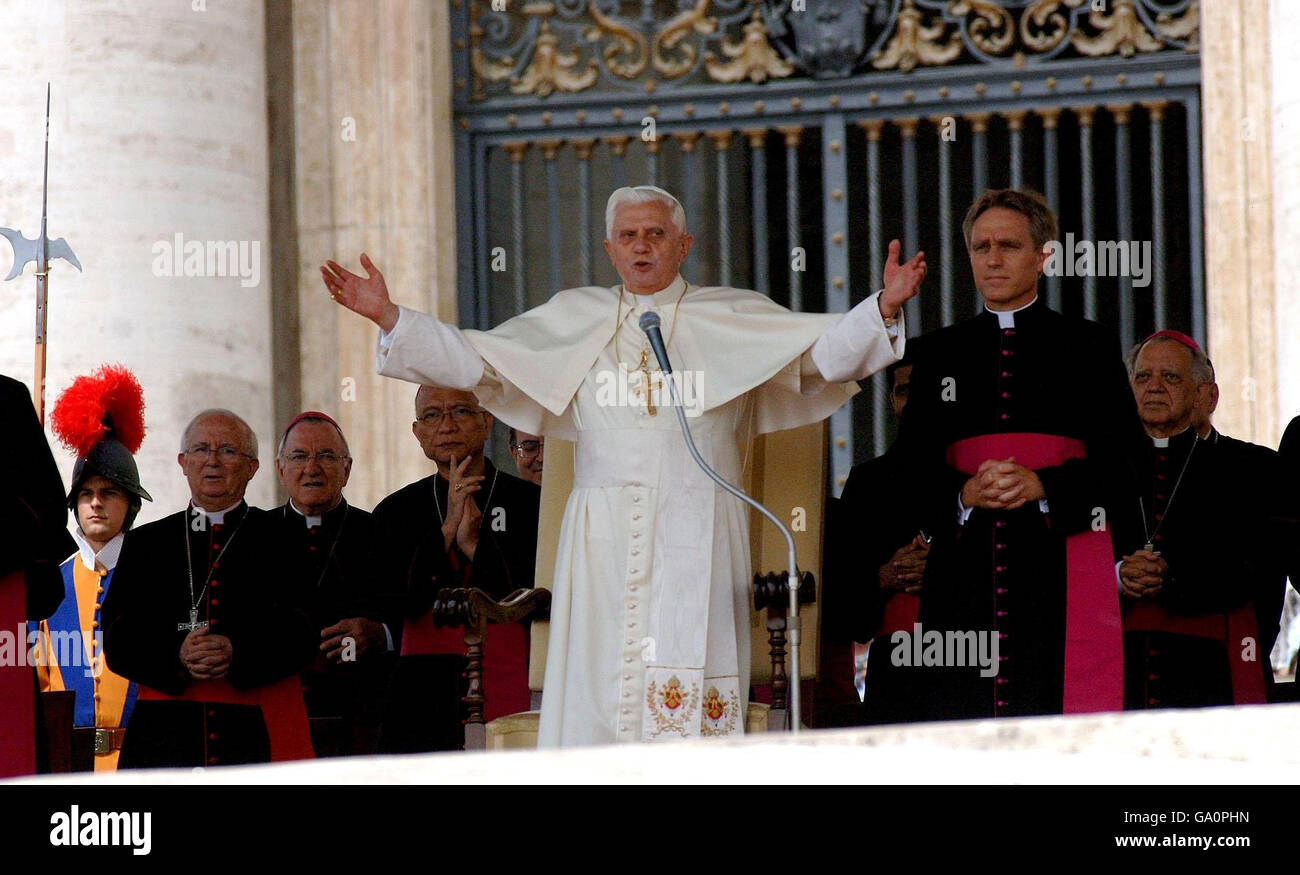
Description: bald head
xmin=412 ymin=385 xmax=493 ymax=473
xmin=177 ymin=409 xmax=260 ymax=511
xmin=181 ymin=409 xmax=257 ymax=458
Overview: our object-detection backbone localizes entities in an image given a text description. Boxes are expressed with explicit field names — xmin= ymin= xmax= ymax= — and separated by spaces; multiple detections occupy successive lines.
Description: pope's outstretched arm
xmin=321 ymin=253 xmax=485 ymax=388
xmin=811 ymin=239 xmax=926 ymax=382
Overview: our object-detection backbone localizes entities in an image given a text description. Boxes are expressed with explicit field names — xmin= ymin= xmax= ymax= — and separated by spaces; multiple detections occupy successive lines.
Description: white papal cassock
xmin=376 ymin=275 xmax=903 ymax=747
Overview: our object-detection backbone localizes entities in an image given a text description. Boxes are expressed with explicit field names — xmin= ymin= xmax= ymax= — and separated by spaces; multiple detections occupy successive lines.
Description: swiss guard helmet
xmin=49 ymin=365 xmax=152 ymax=531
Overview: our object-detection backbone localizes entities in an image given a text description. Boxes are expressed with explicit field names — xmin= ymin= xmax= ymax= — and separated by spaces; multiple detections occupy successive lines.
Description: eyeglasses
xmin=512 ymin=440 xmax=542 ymax=460
xmin=185 ymin=444 xmax=252 ymax=463
xmin=281 ymin=450 xmax=346 ymax=467
xmin=418 ymin=406 xmax=483 ymax=425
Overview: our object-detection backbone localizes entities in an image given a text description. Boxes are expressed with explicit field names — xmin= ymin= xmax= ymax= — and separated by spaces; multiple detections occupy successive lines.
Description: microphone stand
xmin=640 ymin=312 xmax=802 ymax=733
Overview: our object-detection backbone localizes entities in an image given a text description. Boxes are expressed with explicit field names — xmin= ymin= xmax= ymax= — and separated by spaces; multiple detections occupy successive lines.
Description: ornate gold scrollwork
xmin=951 ymin=0 xmax=1016 ymax=56
xmin=1019 ymin=0 xmax=1085 ymax=53
xmin=585 ymin=3 xmax=649 ymax=79
xmin=704 ymin=9 xmax=794 ymax=84
xmin=470 ymin=17 xmax=516 ymax=102
xmin=653 ymin=0 xmax=718 ymax=79
xmin=1071 ymin=0 xmax=1163 ymax=57
xmin=511 ymin=19 xmax=599 ymax=96
xmin=872 ymin=0 xmax=962 ymax=73
xmin=1154 ymin=0 xmax=1198 ymax=50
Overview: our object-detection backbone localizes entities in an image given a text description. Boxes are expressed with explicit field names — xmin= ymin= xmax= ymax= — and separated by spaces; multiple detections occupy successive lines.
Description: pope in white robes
xmin=321 ymin=186 xmax=925 ymax=747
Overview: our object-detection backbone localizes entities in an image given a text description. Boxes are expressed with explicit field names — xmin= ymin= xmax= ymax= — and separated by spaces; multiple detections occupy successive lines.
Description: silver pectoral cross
xmin=178 ymin=609 xmax=209 ymax=632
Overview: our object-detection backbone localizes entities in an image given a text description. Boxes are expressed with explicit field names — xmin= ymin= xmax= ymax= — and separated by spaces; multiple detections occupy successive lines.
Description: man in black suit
xmin=896 ymin=189 xmax=1147 ymax=720
xmin=373 ymin=386 xmax=539 ymax=752
xmin=0 ymin=375 xmax=72 ymax=776
xmin=103 ymin=409 xmax=317 ymax=767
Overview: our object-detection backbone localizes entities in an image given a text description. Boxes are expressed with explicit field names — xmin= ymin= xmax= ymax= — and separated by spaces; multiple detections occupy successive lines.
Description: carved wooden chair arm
xmin=430 ymin=587 xmax=552 ymax=629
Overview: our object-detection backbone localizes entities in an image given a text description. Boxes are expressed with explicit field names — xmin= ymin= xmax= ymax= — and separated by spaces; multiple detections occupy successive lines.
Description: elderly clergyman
xmin=322 ymin=186 xmax=924 ymax=746
xmin=273 ymin=411 xmax=397 ymax=757
xmin=103 ymin=409 xmax=317 ymax=766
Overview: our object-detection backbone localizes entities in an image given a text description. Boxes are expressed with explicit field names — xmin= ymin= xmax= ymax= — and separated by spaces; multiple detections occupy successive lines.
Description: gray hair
xmin=605 ymin=186 xmax=686 ymax=240
xmin=276 ymin=416 xmax=351 ymax=459
xmin=1125 ymin=337 xmax=1215 ymax=385
xmin=181 ymin=409 xmax=259 ymax=459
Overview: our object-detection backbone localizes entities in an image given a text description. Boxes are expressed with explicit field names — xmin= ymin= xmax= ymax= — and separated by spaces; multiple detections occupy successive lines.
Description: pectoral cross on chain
xmin=178 ymin=609 xmax=208 ymax=632
xmin=637 ymin=348 xmax=658 ymax=417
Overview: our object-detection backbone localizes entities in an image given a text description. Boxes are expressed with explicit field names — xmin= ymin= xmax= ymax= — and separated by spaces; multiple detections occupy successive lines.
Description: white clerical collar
xmin=623 ymin=275 xmax=687 ymax=312
xmin=289 ymin=497 xmax=343 ymax=528
xmin=194 ymin=500 xmax=243 ymax=525
xmin=985 ymin=295 xmax=1039 ymax=328
xmin=1150 ymin=427 xmax=1195 ymax=449
xmin=73 ymin=527 xmax=124 ymax=572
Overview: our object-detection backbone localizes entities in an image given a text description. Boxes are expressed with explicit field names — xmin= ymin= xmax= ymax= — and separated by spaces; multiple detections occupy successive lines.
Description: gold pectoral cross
xmin=637 ymin=349 xmax=659 ymax=416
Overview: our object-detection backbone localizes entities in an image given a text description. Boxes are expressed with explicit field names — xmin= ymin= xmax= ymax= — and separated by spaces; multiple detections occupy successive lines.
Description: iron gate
xmin=449 ymin=0 xmax=1202 ymax=491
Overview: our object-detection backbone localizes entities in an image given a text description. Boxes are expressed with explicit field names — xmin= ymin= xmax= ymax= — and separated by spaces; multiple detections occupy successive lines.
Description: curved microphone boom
xmin=638 ymin=311 xmax=804 ymax=733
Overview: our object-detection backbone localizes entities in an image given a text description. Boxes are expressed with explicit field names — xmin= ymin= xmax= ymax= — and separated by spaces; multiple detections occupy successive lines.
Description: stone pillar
xmin=0 ymin=0 xmax=275 ymax=520
xmin=1270 ymin=0 xmax=1300 ymax=440
xmin=290 ymin=0 xmax=459 ymax=509
xmin=1200 ymin=0 xmax=1279 ymax=446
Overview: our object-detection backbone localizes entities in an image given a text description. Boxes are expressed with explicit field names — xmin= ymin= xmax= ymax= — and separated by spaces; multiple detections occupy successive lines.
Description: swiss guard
xmin=36 ymin=364 xmax=152 ymax=770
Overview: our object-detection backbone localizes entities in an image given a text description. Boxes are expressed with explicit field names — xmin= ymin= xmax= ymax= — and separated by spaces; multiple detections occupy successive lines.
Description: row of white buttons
xmin=617 ymin=486 xmax=651 ymax=739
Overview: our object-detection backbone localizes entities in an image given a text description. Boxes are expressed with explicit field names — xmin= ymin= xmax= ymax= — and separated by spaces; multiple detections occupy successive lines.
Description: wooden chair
xmin=430 ymin=586 xmax=551 ymax=750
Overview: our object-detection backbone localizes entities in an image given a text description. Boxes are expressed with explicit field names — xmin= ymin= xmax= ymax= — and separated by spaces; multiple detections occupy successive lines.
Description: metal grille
xmin=450 ymin=1 xmax=1202 ymax=491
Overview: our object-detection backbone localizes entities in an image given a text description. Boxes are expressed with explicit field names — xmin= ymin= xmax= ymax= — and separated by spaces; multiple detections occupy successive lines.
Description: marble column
xmin=0 ymin=0 xmax=276 ymax=520
xmin=1201 ymin=0 xmax=1280 ymax=446
xmin=291 ymin=0 xmax=458 ymax=509
xmin=1270 ymin=0 xmax=1300 ymax=441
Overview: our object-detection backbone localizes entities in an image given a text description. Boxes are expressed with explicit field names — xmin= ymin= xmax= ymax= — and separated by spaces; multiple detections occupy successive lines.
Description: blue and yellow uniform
xmin=34 ymin=531 xmax=137 ymax=771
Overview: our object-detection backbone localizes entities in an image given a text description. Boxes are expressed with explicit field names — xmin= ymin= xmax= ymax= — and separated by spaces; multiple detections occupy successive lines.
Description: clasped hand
xmin=179 ymin=625 xmax=233 ymax=681
xmin=1119 ymin=549 xmax=1167 ymax=600
xmin=878 ymin=534 xmax=931 ymax=594
xmin=441 ymin=454 xmax=483 ymax=561
xmin=961 ymin=457 xmax=1045 ymax=511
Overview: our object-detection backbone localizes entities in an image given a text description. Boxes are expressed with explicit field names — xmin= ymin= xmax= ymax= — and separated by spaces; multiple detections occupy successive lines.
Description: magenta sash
xmin=946 ymin=432 xmax=1124 ymax=714
xmin=1124 ymin=601 xmax=1267 ymax=705
xmin=878 ymin=592 xmax=921 ymax=639
xmin=0 ymin=570 xmax=36 ymax=777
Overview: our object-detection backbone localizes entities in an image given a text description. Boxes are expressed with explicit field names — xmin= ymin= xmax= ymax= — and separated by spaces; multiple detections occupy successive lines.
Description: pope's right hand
xmin=321 ymin=253 xmax=400 ymax=332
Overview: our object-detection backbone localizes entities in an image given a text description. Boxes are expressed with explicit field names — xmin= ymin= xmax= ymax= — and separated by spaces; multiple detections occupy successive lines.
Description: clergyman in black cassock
xmin=0 ymin=374 xmax=73 ymax=777
xmin=1120 ymin=334 xmax=1294 ymax=707
xmin=373 ymin=456 xmax=539 ymax=751
xmin=102 ymin=411 xmax=317 ymax=767
xmin=1121 ymin=427 xmax=1276 ymax=707
xmin=820 ymin=359 xmax=930 ymax=726
xmin=271 ymin=408 xmax=401 ymax=758
xmin=273 ymin=499 xmax=397 ymax=756
xmin=896 ymin=190 xmax=1146 ymax=721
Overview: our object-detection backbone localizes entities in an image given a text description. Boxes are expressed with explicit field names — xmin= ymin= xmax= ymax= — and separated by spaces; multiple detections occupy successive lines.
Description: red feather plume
xmin=50 ymin=365 xmax=147 ymax=457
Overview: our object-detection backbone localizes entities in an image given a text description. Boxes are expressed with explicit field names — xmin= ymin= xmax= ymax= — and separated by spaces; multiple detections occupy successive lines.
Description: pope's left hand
xmin=880 ymin=239 xmax=926 ymax=320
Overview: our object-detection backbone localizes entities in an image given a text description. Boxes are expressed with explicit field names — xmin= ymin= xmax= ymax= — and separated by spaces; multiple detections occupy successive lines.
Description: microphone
xmin=638 ymin=311 xmax=672 ymax=375
xmin=639 ymin=312 xmax=805 ymax=733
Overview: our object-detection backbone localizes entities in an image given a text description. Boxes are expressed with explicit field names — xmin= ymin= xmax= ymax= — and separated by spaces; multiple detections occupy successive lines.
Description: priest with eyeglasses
xmin=271 ymin=411 xmax=399 ymax=757
xmin=372 ymin=385 xmax=539 ymax=752
xmin=102 ymin=409 xmax=317 ymax=767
